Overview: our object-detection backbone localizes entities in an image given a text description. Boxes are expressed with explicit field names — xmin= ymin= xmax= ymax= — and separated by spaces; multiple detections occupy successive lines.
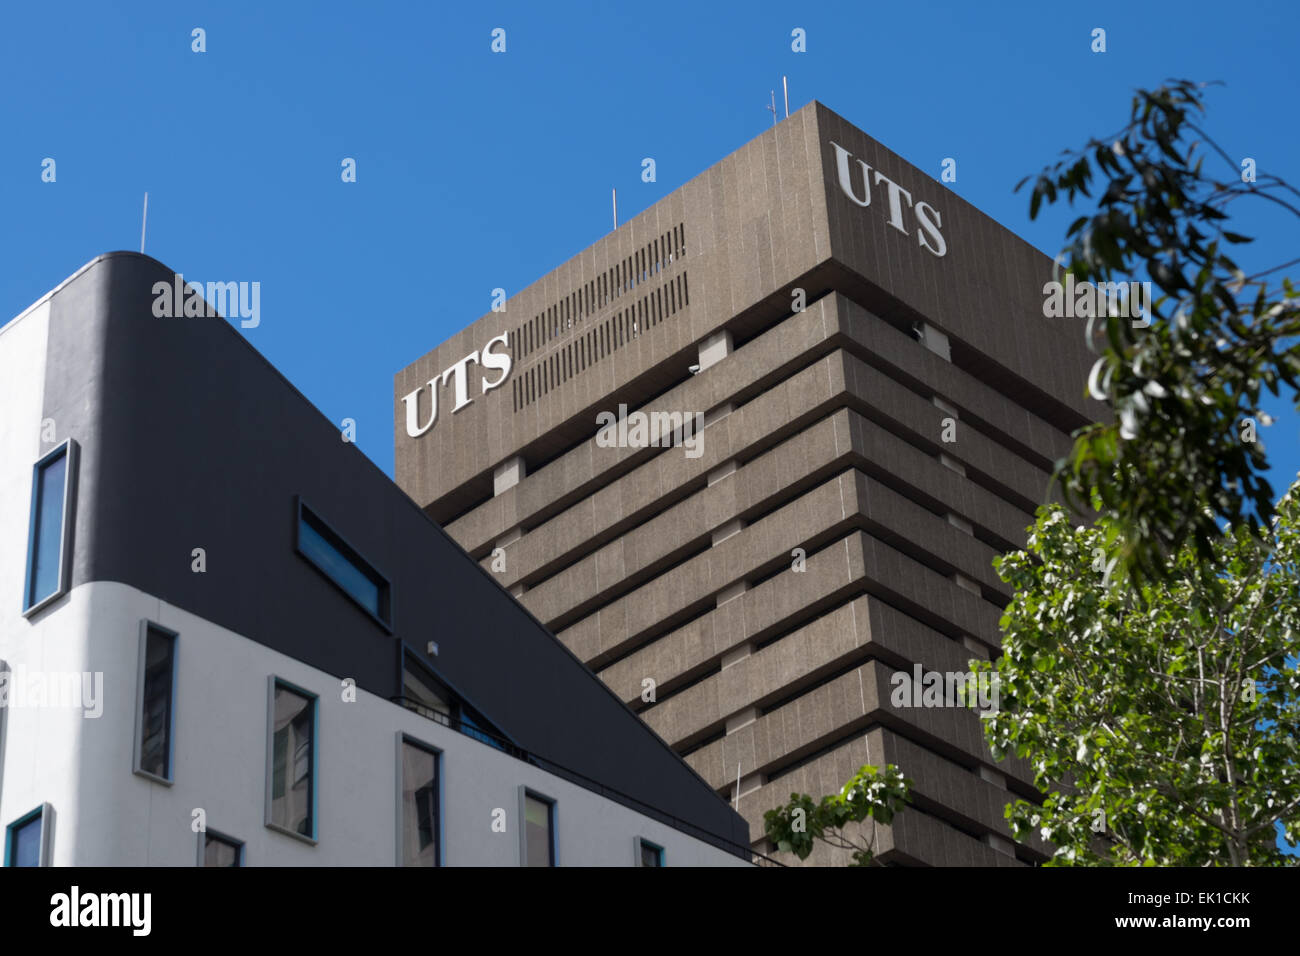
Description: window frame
xmin=394 ymin=733 xmax=443 ymax=867
xmin=398 ymin=649 xmax=453 ymax=724
xmin=518 ymin=787 xmax=557 ymax=867
xmin=397 ymin=647 xmax=511 ymax=752
xmin=196 ymin=828 xmax=244 ymax=867
xmin=294 ymin=497 xmax=393 ymax=632
xmin=22 ymin=439 xmax=78 ymax=617
xmin=636 ymin=837 xmax=666 ymax=867
xmin=132 ymin=620 xmax=179 ymax=785
xmin=264 ymin=676 xmax=319 ymax=845
xmin=4 ymin=804 xmax=53 ymax=867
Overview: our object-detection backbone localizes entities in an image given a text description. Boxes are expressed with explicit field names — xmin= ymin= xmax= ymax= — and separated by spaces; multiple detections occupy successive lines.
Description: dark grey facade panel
xmin=38 ymin=252 xmax=748 ymax=851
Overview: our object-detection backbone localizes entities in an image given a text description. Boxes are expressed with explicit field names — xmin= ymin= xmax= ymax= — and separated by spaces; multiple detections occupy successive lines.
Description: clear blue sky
xmin=2 ymin=0 xmax=1297 ymax=492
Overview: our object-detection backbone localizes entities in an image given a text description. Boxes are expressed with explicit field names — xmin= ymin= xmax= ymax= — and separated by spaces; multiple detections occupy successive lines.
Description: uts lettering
xmin=830 ymin=141 xmax=947 ymax=258
xmin=401 ymin=332 xmax=511 ymax=438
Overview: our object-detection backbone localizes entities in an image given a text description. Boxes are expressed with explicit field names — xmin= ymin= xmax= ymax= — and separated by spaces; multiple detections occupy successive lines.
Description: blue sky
xmin=2 ymin=0 xmax=1297 ymax=493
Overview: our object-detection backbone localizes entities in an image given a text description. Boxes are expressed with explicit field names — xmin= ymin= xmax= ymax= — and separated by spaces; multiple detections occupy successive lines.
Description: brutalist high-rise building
xmin=394 ymin=102 xmax=1100 ymax=865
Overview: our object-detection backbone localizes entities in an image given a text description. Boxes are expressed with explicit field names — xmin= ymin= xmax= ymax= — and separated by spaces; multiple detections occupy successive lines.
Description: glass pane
xmin=299 ymin=516 xmax=381 ymax=618
xmin=459 ymin=708 xmax=505 ymax=751
xmin=524 ymin=796 xmax=552 ymax=867
xmin=27 ymin=453 xmax=67 ymax=608
xmin=271 ymin=687 xmax=313 ymax=836
xmin=203 ymin=835 xmax=240 ymax=867
xmin=401 ymin=743 xmax=438 ymax=867
xmin=139 ymin=628 xmax=174 ymax=778
xmin=403 ymin=663 xmax=451 ymax=719
xmin=11 ymin=816 xmax=42 ymax=867
xmin=640 ymin=842 xmax=662 ymax=867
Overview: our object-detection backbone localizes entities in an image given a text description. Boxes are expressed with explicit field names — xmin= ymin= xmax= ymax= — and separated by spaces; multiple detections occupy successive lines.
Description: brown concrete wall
xmin=815 ymin=102 xmax=1099 ymax=427
xmin=395 ymin=102 xmax=1101 ymax=521
xmin=390 ymin=104 xmax=1101 ymax=865
xmin=395 ymin=103 xmax=834 ymax=513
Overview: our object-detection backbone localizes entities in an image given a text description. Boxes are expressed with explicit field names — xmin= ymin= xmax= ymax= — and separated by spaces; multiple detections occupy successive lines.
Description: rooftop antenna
xmin=612 ymin=187 xmax=618 ymax=230
xmin=139 ymin=192 xmax=149 ymax=254
xmin=766 ymin=90 xmax=777 ymax=126
xmin=783 ymin=76 xmax=789 ymax=118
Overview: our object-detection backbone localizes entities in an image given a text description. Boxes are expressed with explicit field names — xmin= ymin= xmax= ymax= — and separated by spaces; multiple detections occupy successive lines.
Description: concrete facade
xmin=395 ymin=102 xmax=1102 ymax=864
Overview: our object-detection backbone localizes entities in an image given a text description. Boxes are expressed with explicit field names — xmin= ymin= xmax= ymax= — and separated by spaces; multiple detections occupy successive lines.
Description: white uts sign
xmin=830 ymin=141 xmax=947 ymax=258
xmin=402 ymin=333 xmax=511 ymax=437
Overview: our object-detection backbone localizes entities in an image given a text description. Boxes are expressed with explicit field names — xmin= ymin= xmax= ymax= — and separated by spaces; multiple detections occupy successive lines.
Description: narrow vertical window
xmin=4 ymin=806 xmax=49 ymax=867
xmin=267 ymin=680 xmax=316 ymax=841
xmin=522 ymin=791 xmax=555 ymax=867
xmin=399 ymin=737 xmax=440 ymax=867
xmin=23 ymin=440 xmax=77 ymax=615
xmin=134 ymin=623 xmax=177 ymax=782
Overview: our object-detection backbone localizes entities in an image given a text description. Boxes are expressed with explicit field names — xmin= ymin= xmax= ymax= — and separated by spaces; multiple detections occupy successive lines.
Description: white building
xmin=0 ymin=253 xmax=755 ymax=867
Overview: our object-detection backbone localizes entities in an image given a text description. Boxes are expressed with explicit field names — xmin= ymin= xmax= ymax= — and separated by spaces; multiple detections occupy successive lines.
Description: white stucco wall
xmin=0 ymin=298 xmax=58 ymax=855
xmin=0 ymin=299 xmax=51 ymax=617
xmin=2 ymin=580 xmax=748 ymax=867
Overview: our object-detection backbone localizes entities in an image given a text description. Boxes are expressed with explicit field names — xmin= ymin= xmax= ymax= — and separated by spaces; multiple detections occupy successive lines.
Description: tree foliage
xmin=1019 ymin=78 xmax=1300 ymax=585
xmin=762 ymin=81 xmax=1300 ymax=869
xmin=974 ymin=481 xmax=1300 ymax=865
xmin=763 ymin=763 xmax=911 ymax=865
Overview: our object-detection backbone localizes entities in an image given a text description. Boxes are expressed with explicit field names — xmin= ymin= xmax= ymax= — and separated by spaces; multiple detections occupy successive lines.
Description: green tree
xmin=763 ymin=763 xmax=911 ymax=865
xmin=764 ymin=81 xmax=1300 ymax=868
xmin=973 ymin=480 xmax=1300 ymax=865
xmin=1020 ymin=78 xmax=1300 ymax=586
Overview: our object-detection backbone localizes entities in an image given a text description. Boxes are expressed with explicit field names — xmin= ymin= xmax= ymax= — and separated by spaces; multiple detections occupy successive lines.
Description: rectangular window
xmin=23 ymin=440 xmax=77 ymax=615
xmin=398 ymin=737 xmax=440 ymax=867
xmin=638 ymin=838 xmax=665 ymax=867
xmin=134 ymin=622 xmax=177 ymax=783
xmin=267 ymin=680 xmax=316 ymax=841
xmin=4 ymin=805 xmax=50 ymax=867
xmin=522 ymin=790 xmax=555 ymax=867
xmin=201 ymin=831 xmax=243 ymax=867
xmin=295 ymin=499 xmax=392 ymax=630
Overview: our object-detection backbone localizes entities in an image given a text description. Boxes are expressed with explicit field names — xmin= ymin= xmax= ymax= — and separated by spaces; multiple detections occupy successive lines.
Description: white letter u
xmin=831 ymin=141 xmax=873 ymax=207
xmin=401 ymin=379 xmax=440 ymax=437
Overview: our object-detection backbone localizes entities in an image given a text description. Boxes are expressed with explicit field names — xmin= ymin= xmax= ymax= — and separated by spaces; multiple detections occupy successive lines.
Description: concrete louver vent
xmin=510 ymin=222 xmax=686 ymax=363
xmin=511 ymin=268 xmax=689 ymax=413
